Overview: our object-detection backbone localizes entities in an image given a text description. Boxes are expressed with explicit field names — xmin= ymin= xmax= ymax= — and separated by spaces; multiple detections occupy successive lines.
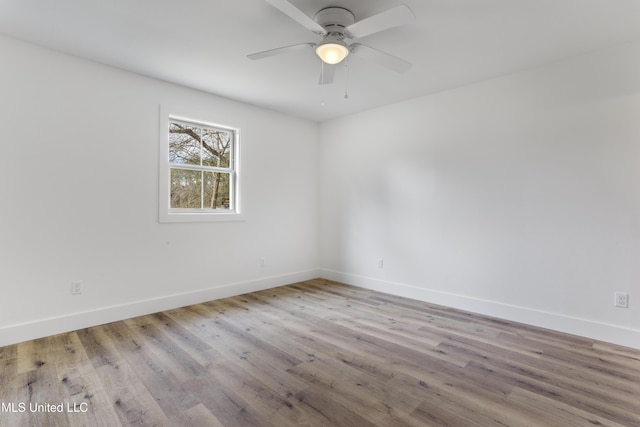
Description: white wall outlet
xmin=71 ymin=281 xmax=82 ymax=295
xmin=614 ymin=292 xmax=629 ymax=308
xmin=377 ymin=259 xmax=384 ymax=269
xmin=259 ymin=258 xmax=265 ymax=268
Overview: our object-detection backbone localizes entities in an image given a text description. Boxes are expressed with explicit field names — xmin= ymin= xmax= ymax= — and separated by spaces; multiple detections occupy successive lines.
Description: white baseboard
xmin=0 ymin=269 xmax=320 ymax=347
xmin=320 ymin=269 xmax=640 ymax=350
xmin=4 ymin=268 xmax=638 ymax=350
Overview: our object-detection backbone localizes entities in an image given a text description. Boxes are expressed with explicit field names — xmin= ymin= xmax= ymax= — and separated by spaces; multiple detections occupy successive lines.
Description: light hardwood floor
xmin=1 ymin=279 xmax=639 ymax=426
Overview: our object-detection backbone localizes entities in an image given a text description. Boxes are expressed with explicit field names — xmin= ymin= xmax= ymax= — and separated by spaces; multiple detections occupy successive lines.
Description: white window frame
xmin=159 ymin=106 xmax=243 ymax=223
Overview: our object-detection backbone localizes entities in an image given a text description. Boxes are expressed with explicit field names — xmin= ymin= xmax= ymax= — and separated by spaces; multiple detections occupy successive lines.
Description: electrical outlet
xmin=614 ymin=292 xmax=629 ymax=308
xmin=259 ymin=258 xmax=265 ymax=268
xmin=71 ymin=281 xmax=82 ymax=295
xmin=377 ymin=259 xmax=384 ymax=269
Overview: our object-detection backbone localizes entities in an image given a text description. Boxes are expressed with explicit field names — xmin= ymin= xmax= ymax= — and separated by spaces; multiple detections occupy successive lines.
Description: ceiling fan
xmin=247 ymin=0 xmax=415 ymax=85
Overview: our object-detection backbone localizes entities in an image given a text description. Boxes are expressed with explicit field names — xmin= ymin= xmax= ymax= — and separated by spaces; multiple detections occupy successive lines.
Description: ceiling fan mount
xmin=314 ymin=7 xmax=355 ymax=35
xmin=248 ymin=0 xmax=415 ymax=85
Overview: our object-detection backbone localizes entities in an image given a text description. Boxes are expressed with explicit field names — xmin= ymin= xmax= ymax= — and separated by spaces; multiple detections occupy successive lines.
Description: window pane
xmin=170 ymin=168 xmax=202 ymax=208
xmin=169 ymin=122 xmax=201 ymax=165
xmin=203 ymin=172 xmax=231 ymax=209
xmin=202 ymin=128 xmax=233 ymax=168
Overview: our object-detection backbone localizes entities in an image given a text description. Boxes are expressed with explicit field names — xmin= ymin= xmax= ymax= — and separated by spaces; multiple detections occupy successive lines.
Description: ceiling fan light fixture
xmin=316 ymin=40 xmax=349 ymax=65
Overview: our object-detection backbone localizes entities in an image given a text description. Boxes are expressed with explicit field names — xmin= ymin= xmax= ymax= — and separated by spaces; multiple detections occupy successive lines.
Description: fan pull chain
xmin=344 ymin=56 xmax=349 ymax=100
xmin=320 ymin=60 xmax=326 ymax=107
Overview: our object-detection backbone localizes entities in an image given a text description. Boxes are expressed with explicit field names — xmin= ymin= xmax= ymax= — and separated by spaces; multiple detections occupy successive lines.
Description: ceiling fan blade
xmin=346 ymin=4 xmax=415 ymax=39
xmin=265 ymin=0 xmax=326 ymax=34
xmin=247 ymin=43 xmax=314 ymax=60
xmin=318 ymin=64 xmax=336 ymax=85
xmin=350 ymin=43 xmax=412 ymax=73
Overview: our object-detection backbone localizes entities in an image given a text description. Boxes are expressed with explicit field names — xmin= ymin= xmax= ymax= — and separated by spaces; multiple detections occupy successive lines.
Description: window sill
xmin=159 ymin=211 xmax=245 ymax=223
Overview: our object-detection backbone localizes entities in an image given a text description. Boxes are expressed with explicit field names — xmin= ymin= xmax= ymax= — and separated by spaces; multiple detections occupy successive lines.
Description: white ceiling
xmin=1 ymin=0 xmax=640 ymax=122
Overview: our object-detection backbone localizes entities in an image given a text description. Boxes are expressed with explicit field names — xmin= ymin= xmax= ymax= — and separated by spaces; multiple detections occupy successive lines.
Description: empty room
xmin=1 ymin=0 xmax=639 ymax=426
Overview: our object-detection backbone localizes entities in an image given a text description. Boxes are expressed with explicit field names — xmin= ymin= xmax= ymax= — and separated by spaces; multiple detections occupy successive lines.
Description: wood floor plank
xmin=288 ymin=360 xmax=426 ymax=427
xmin=48 ymin=332 xmax=119 ymax=427
xmin=13 ymin=337 xmax=71 ymax=427
xmin=0 ymin=344 xmax=21 ymax=427
xmin=182 ymin=403 xmax=226 ymax=427
xmin=507 ymin=387 xmax=631 ymax=427
xmin=0 ymin=344 xmax=17 ymax=390
xmin=464 ymin=359 xmax=640 ymax=426
xmin=168 ymin=306 xmax=310 ymax=398
xmin=205 ymin=359 xmax=309 ymax=427
xmin=2 ymin=279 xmax=639 ymax=426
xmin=100 ymin=322 xmax=181 ymax=425
xmin=181 ymin=373 xmax=269 ymax=426
xmin=293 ymin=385 xmax=378 ymax=427
xmin=94 ymin=362 xmax=166 ymax=427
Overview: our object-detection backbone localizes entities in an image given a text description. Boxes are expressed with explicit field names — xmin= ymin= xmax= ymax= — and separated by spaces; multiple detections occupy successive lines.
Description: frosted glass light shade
xmin=316 ymin=42 xmax=349 ymax=65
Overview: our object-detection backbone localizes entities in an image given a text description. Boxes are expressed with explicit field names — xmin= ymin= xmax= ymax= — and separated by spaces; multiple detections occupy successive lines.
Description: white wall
xmin=0 ymin=35 xmax=319 ymax=346
xmin=319 ymin=40 xmax=640 ymax=349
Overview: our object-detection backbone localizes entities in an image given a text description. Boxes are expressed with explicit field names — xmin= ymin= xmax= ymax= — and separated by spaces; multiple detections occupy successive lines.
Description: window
xmin=159 ymin=107 xmax=241 ymax=222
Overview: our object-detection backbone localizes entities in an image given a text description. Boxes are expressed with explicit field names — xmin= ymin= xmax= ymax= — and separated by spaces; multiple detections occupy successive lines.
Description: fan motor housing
xmin=314 ymin=7 xmax=355 ymax=33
